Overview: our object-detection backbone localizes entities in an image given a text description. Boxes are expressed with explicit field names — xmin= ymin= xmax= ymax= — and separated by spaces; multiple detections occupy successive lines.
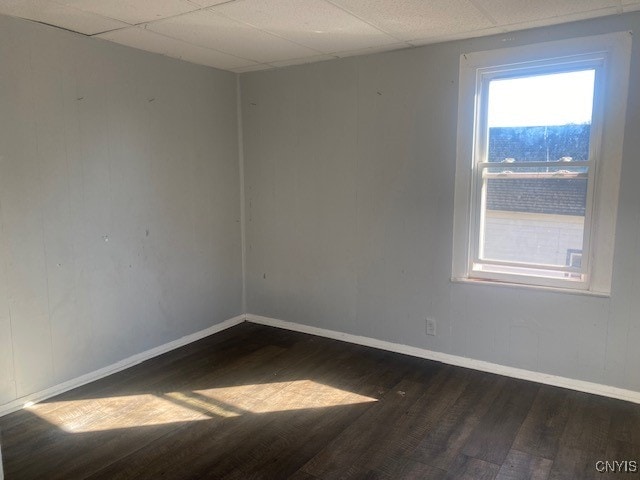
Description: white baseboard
xmin=0 ymin=315 xmax=246 ymax=417
xmin=247 ymin=314 xmax=640 ymax=405
xmin=3 ymin=312 xmax=636 ymax=420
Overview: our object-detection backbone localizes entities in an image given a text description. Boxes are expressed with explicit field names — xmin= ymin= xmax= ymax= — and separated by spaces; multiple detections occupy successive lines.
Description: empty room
xmin=1 ymin=0 xmax=640 ymax=478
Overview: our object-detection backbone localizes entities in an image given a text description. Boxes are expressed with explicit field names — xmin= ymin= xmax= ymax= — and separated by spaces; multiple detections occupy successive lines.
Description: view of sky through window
xmin=487 ymin=69 xmax=596 ymax=127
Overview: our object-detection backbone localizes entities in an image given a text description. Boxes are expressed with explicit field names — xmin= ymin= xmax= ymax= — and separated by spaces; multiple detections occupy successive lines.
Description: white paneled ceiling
xmin=146 ymin=9 xmax=319 ymax=63
xmin=328 ymin=0 xmax=494 ymax=42
xmin=1 ymin=0 xmax=639 ymax=72
xmin=57 ymin=0 xmax=203 ymax=25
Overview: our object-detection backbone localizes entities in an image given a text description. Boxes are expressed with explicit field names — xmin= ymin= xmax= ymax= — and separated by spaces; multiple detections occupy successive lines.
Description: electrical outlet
xmin=426 ymin=318 xmax=436 ymax=336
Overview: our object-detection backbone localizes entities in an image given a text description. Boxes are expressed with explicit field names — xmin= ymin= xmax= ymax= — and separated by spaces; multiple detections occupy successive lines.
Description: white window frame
xmin=452 ymin=32 xmax=632 ymax=296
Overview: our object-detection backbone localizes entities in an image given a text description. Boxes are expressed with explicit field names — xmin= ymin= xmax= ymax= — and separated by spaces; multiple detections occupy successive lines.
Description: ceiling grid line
xmin=322 ymin=0 xmax=406 ymax=41
xmin=202 ymin=6 xmax=328 ymax=55
xmin=47 ymin=0 xmax=130 ymax=25
xmin=467 ymin=0 xmax=499 ymax=25
xmin=139 ymin=24 xmax=258 ymax=64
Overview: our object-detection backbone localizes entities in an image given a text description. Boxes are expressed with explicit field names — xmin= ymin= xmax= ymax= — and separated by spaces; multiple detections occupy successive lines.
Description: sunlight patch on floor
xmin=195 ymin=380 xmax=378 ymax=414
xmin=28 ymin=380 xmax=377 ymax=433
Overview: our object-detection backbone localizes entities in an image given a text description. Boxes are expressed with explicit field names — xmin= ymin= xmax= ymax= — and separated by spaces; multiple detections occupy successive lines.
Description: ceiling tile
xmin=211 ymin=0 xmax=398 ymax=54
xmin=0 ymin=0 xmax=128 ymax=34
xmin=146 ymin=9 xmax=318 ymax=63
xmin=56 ymin=0 xmax=199 ymax=25
xmin=328 ymin=0 xmax=493 ymax=41
xmin=475 ymin=0 xmax=619 ymax=26
xmin=97 ymin=27 xmax=256 ymax=70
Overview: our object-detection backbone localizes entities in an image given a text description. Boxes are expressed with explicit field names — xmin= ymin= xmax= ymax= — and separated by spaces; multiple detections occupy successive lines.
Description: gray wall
xmin=0 ymin=15 xmax=242 ymax=409
xmin=241 ymin=12 xmax=640 ymax=393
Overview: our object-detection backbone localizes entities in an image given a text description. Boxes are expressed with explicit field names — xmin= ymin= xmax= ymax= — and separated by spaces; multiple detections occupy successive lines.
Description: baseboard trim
xmin=247 ymin=314 xmax=640 ymax=405
xmin=0 ymin=315 xmax=246 ymax=417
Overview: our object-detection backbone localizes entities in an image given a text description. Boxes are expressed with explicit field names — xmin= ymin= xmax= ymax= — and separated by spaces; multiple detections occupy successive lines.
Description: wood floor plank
xmin=608 ymin=398 xmax=640 ymax=446
xmin=511 ymin=385 xmax=573 ymax=460
xmin=557 ymin=393 xmax=613 ymax=453
xmin=300 ymin=376 xmax=446 ymax=479
xmin=461 ymin=378 xmax=540 ymax=465
xmin=444 ymin=454 xmax=501 ymax=480
xmin=286 ymin=471 xmax=320 ymax=480
xmin=495 ymin=449 xmax=553 ymax=480
xmin=366 ymin=457 xmax=447 ymax=479
xmin=547 ymin=393 xmax=614 ymax=480
xmin=300 ymin=366 xmax=469 ymax=479
xmin=408 ymin=370 xmax=505 ymax=470
xmin=547 ymin=447 xmax=600 ymax=480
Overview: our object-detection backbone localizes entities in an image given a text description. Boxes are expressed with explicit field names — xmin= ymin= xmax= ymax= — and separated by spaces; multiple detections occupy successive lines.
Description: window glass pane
xmin=480 ymin=166 xmax=587 ymax=268
xmin=487 ymin=70 xmax=595 ymax=164
xmin=479 ymin=70 xmax=595 ymax=273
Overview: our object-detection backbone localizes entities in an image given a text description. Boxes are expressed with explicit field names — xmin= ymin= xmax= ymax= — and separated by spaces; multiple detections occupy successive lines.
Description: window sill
xmin=450 ymin=276 xmax=610 ymax=298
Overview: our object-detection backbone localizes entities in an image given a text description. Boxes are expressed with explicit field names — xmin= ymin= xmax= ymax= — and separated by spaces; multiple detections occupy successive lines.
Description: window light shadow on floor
xmin=27 ymin=380 xmax=378 ymax=433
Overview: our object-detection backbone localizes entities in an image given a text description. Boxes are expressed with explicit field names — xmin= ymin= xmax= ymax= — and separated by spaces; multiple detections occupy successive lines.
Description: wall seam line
xmin=237 ymin=74 xmax=247 ymax=314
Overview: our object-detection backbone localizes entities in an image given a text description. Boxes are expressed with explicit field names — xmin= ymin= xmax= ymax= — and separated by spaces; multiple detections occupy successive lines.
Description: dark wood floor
xmin=1 ymin=323 xmax=639 ymax=479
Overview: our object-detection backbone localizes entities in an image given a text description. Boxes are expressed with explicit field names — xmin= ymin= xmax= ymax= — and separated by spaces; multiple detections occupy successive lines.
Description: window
xmin=452 ymin=33 xmax=632 ymax=295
